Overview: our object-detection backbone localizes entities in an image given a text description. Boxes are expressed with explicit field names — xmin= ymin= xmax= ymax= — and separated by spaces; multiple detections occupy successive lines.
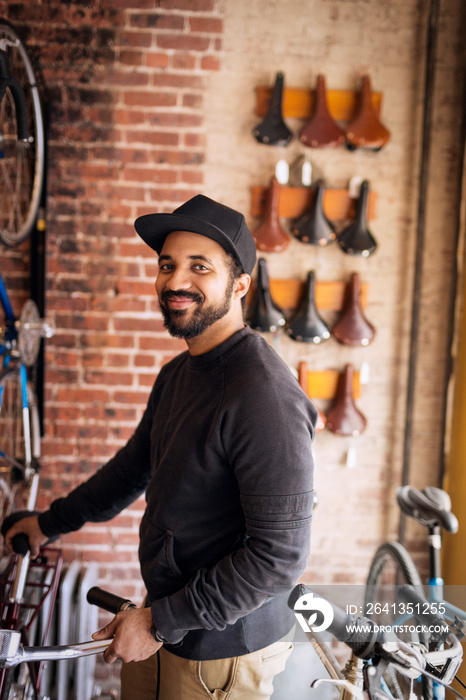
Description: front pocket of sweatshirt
xmin=139 ymin=513 xmax=184 ymax=596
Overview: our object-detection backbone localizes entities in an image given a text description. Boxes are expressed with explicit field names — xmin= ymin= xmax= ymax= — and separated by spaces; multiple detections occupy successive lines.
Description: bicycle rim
xmin=0 ymin=20 xmax=45 ymax=247
xmin=364 ymin=542 xmax=433 ymax=700
xmin=0 ymin=367 xmax=40 ymax=521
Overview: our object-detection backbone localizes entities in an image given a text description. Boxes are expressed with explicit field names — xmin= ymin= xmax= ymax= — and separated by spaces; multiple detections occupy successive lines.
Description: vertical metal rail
xmin=437 ymin=21 xmax=466 ymax=487
xmin=399 ymin=0 xmax=440 ymax=543
xmin=29 ymin=92 xmax=48 ymax=435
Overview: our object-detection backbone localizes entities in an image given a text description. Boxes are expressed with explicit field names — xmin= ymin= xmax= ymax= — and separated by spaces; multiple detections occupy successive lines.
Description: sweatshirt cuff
xmin=38 ymin=510 xmax=63 ymax=539
xmin=151 ymin=589 xmax=201 ymax=646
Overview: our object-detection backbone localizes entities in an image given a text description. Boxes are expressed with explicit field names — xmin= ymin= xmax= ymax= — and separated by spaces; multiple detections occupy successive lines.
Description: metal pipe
xmin=399 ymin=0 xmax=440 ymax=544
xmin=0 ymin=630 xmax=112 ymax=669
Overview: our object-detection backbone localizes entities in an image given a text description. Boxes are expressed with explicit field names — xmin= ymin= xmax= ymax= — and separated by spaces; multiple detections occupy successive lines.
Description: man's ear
xmin=234 ymin=273 xmax=251 ymax=301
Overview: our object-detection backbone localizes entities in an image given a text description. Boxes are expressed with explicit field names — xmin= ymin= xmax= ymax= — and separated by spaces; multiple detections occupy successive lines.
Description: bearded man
xmin=5 ymin=195 xmax=317 ymax=700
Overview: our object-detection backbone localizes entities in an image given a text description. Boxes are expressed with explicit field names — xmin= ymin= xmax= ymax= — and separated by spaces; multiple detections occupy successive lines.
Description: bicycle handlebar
xmin=288 ymin=584 xmax=463 ymax=688
xmin=396 ymin=584 xmax=451 ymax=642
xmin=87 ymin=586 xmax=136 ymax=614
xmin=0 ymin=587 xmax=136 ymax=669
xmin=1 ymin=510 xmax=59 ymax=556
xmin=289 ymin=584 xmax=385 ymax=659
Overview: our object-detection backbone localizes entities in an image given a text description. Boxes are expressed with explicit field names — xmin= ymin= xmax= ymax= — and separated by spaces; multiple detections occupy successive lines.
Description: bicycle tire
xmin=364 ymin=541 xmax=433 ymax=700
xmin=0 ymin=366 xmax=40 ymax=522
xmin=0 ymin=19 xmax=45 ymax=247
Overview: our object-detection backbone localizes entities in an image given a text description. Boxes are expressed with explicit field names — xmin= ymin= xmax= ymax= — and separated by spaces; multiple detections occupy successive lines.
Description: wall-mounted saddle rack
xmin=266 ymin=278 xmax=368 ymax=311
xmin=255 ymin=86 xmax=383 ymax=121
xmin=299 ymin=361 xmax=361 ymax=400
xmin=251 ymin=185 xmax=377 ymax=221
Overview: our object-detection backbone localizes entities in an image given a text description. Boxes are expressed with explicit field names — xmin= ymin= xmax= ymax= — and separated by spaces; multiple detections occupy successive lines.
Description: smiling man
xmin=4 ymin=195 xmax=317 ymax=700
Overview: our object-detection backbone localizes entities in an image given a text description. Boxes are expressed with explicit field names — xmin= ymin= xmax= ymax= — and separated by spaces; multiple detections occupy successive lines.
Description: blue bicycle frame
xmin=0 ymin=274 xmax=33 ymax=469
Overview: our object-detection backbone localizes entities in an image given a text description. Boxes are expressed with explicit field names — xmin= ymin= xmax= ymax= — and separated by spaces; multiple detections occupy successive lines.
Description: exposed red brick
xmin=158 ymin=0 xmax=214 ymax=10
xmin=157 ymin=34 xmax=210 ymax=52
xmin=172 ymin=53 xmax=197 ymax=70
xmin=130 ymin=13 xmax=185 ymax=31
xmin=125 ymin=167 xmax=179 ymax=183
xmin=152 ymin=73 xmax=204 ymax=88
xmin=146 ymin=52 xmax=171 ymax=68
xmin=189 ymin=17 xmax=223 ymax=33
xmin=181 ymin=169 xmax=204 ymax=184
xmin=201 ymin=55 xmax=221 ymax=71
xmin=120 ymin=50 xmax=144 ymax=66
xmin=120 ymin=31 xmax=153 ymax=48
xmin=183 ymin=93 xmax=203 ymax=109
xmin=0 ymin=0 xmax=223 ymax=646
xmin=123 ymin=90 xmax=178 ymax=107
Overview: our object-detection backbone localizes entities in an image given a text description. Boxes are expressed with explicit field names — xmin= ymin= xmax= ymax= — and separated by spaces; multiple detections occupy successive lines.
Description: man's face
xmin=155 ymin=230 xmax=240 ymax=340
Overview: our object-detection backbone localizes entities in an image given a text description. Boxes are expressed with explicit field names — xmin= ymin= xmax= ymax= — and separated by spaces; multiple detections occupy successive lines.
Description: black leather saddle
xmin=396 ymin=485 xmax=458 ymax=533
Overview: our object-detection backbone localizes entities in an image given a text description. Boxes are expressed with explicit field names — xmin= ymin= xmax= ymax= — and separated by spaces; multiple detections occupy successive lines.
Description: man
xmin=5 ymin=195 xmax=317 ymax=699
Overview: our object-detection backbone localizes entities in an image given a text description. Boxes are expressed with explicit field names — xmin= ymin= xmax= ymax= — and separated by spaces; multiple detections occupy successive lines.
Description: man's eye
xmin=193 ymin=264 xmax=208 ymax=271
xmin=159 ymin=264 xmax=173 ymax=271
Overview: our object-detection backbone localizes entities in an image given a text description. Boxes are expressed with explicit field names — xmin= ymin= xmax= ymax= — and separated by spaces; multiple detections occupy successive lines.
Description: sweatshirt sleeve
xmin=150 ymin=369 xmax=317 ymax=645
xmin=38 ymin=387 xmax=156 ymax=538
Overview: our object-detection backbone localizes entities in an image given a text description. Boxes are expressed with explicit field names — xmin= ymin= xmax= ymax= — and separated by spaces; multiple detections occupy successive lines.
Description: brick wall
xmin=0 ymin=0 xmax=464 ymax=691
xmin=0 ymin=0 xmax=223 ymax=601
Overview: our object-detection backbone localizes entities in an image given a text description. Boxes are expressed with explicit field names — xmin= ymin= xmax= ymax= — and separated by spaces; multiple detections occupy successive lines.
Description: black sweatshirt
xmin=39 ymin=326 xmax=317 ymax=659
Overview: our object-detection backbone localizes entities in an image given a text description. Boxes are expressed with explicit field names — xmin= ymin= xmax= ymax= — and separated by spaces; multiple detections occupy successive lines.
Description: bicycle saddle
xmin=331 ymin=272 xmax=375 ymax=346
xmin=245 ymin=258 xmax=286 ymax=333
xmin=286 ymin=270 xmax=331 ymax=343
xmin=291 ymin=179 xmax=337 ymax=246
xmin=299 ymin=74 xmax=345 ymax=149
xmin=345 ymin=75 xmax=391 ymax=151
xmin=396 ymin=486 xmax=459 ymax=533
xmin=337 ymin=180 xmax=377 ymax=257
xmin=253 ymin=176 xmax=290 ymax=252
xmin=325 ymin=364 xmax=367 ymax=437
xmin=252 ymin=72 xmax=293 ymax=147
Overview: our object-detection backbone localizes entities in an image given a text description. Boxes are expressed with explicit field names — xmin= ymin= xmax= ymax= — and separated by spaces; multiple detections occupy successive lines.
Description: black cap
xmin=134 ymin=195 xmax=257 ymax=275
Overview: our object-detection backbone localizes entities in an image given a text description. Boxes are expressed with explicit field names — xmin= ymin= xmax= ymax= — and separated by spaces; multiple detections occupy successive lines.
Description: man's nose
xmin=163 ymin=267 xmax=192 ymax=291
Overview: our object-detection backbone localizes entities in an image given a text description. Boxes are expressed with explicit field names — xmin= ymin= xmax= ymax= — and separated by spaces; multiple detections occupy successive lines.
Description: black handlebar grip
xmin=288 ymin=584 xmax=382 ymax=659
xmin=397 ymin=585 xmax=450 ymax=642
xmin=87 ymin=586 xmax=136 ymax=614
xmin=11 ymin=533 xmax=30 ymax=556
xmin=1 ymin=510 xmax=59 ymax=556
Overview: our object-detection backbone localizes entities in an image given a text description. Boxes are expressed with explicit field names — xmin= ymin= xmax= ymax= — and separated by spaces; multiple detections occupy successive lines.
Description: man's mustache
xmin=161 ymin=290 xmax=204 ymax=304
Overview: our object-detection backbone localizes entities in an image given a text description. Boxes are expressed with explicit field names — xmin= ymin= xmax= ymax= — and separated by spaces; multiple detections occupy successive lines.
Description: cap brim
xmin=134 ymin=213 xmax=245 ymax=269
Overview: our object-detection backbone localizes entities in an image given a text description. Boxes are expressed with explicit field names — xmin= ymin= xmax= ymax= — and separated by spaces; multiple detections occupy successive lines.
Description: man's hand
xmin=4 ymin=515 xmax=47 ymax=557
xmin=92 ymin=606 xmax=162 ymax=664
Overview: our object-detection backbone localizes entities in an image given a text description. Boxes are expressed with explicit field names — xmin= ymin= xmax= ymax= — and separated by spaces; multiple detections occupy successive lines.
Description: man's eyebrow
xmin=157 ymin=254 xmax=214 ymax=264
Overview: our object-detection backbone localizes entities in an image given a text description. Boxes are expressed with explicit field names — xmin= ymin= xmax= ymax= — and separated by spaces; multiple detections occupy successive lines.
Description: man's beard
xmin=159 ymin=278 xmax=235 ymax=340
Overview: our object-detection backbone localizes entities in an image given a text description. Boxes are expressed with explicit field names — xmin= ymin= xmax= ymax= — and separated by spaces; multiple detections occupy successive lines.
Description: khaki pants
xmin=120 ymin=638 xmax=293 ymax=700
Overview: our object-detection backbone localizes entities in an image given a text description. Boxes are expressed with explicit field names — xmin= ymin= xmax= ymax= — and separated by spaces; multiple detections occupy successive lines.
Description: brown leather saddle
xmin=332 ymin=272 xmax=375 ymax=346
xmin=326 ymin=364 xmax=367 ymax=437
xmin=253 ymin=176 xmax=290 ymax=252
xmin=299 ymin=74 xmax=345 ymax=149
xmin=345 ymin=75 xmax=390 ymax=151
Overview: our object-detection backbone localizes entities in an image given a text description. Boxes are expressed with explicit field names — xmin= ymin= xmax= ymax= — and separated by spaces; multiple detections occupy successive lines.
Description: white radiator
xmin=39 ymin=560 xmax=101 ymax=700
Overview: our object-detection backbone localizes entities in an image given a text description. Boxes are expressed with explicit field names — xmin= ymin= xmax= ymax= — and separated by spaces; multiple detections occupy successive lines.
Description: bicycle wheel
xmin=0 ymin=19 xmax=45 ymax=246
xmin=0 ymin=366 xmax=40 ymax=523
xmin=365 ymin=542 xmax=432 ymax=700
